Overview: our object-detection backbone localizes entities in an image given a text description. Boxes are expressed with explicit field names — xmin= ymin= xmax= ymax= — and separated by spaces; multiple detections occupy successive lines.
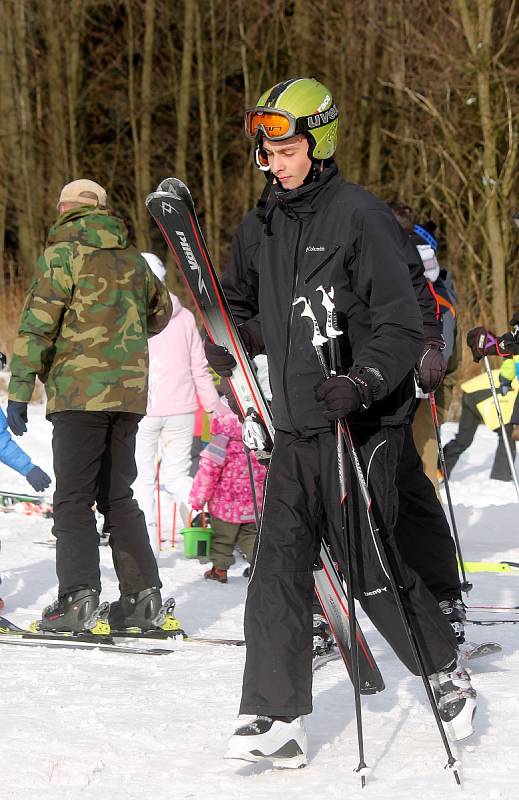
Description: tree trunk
xmin=175 ymin=0 xmax=195 ymax=182
xmin=195 ymin=1 xmax=214 ymax=253
xmin=44 ymin=0 xmax=69 ymax=202
xmin=457 ymin=0 xmax=508 ymax=331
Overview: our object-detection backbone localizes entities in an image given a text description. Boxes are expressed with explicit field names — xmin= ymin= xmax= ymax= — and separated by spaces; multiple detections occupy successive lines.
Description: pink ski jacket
xmin=189 ymin=411 xmax=266 ymax=524
xmin=146 ymin=293 xmax=220 ymax=416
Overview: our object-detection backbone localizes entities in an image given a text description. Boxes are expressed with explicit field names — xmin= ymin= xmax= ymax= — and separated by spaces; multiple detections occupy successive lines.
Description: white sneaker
xmin=225 ymin=716 xmax=308 ymax=768
xmin=430 ymin=655 xmax=477 ymax=741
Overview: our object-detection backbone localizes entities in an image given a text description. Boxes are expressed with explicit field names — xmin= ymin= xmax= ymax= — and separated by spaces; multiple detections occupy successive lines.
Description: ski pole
xmin=156 ymin=460 xmax=162 ymax=552
xmin=296 ymin=293 xmax=369 ymax=787
xmin=428 ymin=393 xmax=472 ymax=592
xmin=297 ymin=294 xmax=461 ymax=786
xmin=244 ymin=445 xmax=261 ymax=529
xmin=340 ymin=413 xmax=461 ymax=784
xmin=482 ymin=356 xmax=519 ymax=502
xmin=171 ymin=502 xmax=176 ymax=549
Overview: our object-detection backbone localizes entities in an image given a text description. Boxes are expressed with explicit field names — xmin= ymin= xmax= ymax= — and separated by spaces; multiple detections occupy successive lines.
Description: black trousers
xmin=395 ymin=424 xmax=460 ymax=602
xmin=443 ymin=392 xmax=516 ymax=481
xmin=240 ymin=427 xmax=457 ymax=717
xmin=51 ymin=411 xmax=161 ymax=596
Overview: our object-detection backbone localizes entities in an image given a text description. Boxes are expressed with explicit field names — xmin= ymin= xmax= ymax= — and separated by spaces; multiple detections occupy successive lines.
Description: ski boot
xmin=204 ymin=566 xmax=228 ymax=583
xmin=226 ymin=716 xmax=308 ymax=768
xmin=430 ymin=654 xmax=477 ymax=741
xmin=439 ymin=598 xmax=466 ymax=644
xmin=108 ymin=589 xmax=183 ymax=635
xmin=34 ymin=588 xmax=109 ymax=634
xmin=312 ymin=614 xmax=334 ymax=657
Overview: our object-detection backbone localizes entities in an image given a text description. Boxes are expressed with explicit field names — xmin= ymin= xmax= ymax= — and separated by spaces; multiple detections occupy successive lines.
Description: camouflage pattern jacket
xmin=8 ymin=207 xmax=172 ymax=414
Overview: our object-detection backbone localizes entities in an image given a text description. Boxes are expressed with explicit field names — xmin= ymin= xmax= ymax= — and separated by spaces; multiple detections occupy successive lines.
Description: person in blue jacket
xmin=1 ymin=351 xmax=51 ymax=608
xmin=0 ymin=405 xmax=51 ymax=490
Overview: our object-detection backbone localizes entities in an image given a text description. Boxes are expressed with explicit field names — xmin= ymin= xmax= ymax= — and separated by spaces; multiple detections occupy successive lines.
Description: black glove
xmin=7 ymin=400 xmax=28 ymax=436
xmin=499 ymin=374 xmax=513 ymax=396
xmin=204 ymin=322 xmax=261 ymax=378
xmin=416 ymin=337 xmax=447 ymax=393
xmin=26 ymin=466 xmax=51 ymax=492
xmin=0 ymin=352 xmax=6 ymax=370
xmin=466 ymin=327 xmax=514 ymax=362
xmin=510 ymin=310 xmax=519 ymax=328
xmin=315 ymin=367 xmax=384 ymax=420
xmin=204 ymin=340 xmax=236 ymax=377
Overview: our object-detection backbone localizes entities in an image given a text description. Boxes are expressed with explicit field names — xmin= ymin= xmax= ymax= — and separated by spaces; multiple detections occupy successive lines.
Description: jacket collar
xmin=273 ymin=161 xmax=340 ymax=220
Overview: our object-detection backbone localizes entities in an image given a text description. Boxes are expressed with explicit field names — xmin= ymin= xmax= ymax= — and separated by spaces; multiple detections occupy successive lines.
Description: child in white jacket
xmin=132 ymin=254 xmax=221 ymax=556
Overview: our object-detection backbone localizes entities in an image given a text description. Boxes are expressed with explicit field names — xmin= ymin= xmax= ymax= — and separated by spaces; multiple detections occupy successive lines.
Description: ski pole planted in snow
xmin=429 ymin=393 xmax=472 ymax=592
xmin=295 ymin=292 xmax=369 ymax=787
xmin=482 ymin=356 xmax=519 ymax=502
xmin=298 ymin=292 xmax=462 ymax=787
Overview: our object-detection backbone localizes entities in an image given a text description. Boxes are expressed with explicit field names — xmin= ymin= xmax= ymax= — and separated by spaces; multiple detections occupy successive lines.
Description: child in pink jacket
xmin=189 ymin=407 xmax=266 ymax=583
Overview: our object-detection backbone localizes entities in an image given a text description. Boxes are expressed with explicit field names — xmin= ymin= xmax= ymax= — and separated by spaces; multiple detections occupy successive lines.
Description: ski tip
xmin=145 ymin=179 xmax=193 ymax=212
xmin=157 ymin=176 xmax=187 ymax=193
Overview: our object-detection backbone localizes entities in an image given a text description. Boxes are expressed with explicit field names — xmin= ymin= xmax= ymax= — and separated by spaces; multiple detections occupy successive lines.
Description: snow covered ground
xmin=1 ymin=405 xmax=519 ymax=800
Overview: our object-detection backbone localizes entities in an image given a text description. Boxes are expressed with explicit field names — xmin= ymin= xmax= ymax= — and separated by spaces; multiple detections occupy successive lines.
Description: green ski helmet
xmin=245 ymin=77 xmax=339 ymax=166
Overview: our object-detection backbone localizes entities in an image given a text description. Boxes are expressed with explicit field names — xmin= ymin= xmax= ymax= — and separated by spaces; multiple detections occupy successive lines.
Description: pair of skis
xmin=145 ymin=178 xmax=384 ymax=697
xmin=0 ymin=490 xmax=52 ymax=518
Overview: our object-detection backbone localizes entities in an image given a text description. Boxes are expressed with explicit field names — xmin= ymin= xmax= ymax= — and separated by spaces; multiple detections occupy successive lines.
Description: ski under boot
xmin=108 ymin=589 xmax=182 ymax=634
xmin=35 ymin=588 xmax=108 ymax=634
xmin=312 ymin=613 xmax=334 ymax=657
xmin=439 ymin=598 xmax=466 ymax=644
xmin=225 ymin=716 xmax=308 ymax=768
xmin=204 ymin=567 xmax=228 ymax=583
xmin=430 ymin=654 xmax=477 ymax=741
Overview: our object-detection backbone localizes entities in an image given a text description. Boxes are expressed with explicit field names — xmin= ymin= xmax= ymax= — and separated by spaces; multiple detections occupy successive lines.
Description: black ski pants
xmin=394 ymin=424 xmax=460 ymax=602
xmin=443 ymin=391 xmax=516 ymax=481
xmin=50 ymin=411 xmax=161 ymax=596
xmin=240 ymin=427 xmax=457 ymax=717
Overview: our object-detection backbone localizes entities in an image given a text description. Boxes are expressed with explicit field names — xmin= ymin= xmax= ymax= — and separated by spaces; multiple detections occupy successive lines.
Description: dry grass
xmin=0 ymin=282 xmax=26 ymax=357
xmin=0 ymin=283 xmax=45 ymax=402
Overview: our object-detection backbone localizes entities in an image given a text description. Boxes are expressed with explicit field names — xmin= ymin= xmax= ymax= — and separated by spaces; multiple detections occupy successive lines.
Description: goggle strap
xmin=256 ymin=172 xmax=275 ymax=225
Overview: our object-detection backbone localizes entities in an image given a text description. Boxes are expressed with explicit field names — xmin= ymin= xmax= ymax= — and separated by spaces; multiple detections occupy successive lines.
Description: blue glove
xmin=7 ymin=400 xmax=28 ymax=436
xmin=499 ymin=375 xmax=513 ymax=396
xmin=26 ymin=466 xmax=51 ymax=492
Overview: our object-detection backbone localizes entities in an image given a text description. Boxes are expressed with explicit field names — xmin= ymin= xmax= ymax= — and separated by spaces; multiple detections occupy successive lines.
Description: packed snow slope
xmin=1 ymin=404 xmax=518 ymax=800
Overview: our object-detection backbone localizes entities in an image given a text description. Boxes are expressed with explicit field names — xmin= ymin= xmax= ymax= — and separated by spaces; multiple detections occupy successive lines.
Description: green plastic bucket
xmin=180 ymin=526 xmax=212 ymax=559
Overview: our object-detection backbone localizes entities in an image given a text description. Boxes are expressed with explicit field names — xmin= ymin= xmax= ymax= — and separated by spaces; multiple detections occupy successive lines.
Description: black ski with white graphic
xmin=0 ymin=616 xmax=173 ymax=655
xmin=146 ymin=177 xmax=384 ymax=695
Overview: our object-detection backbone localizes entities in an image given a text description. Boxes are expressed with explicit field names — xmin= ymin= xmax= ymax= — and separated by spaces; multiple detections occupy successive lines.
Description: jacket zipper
xmin=282 ymin=221 xmax=303 ymax=431
xmin=303 ymin=245 xmax=340 ymax=285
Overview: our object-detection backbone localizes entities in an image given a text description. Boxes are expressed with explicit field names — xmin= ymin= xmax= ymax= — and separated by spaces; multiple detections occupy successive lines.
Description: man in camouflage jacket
xmin=7 ymin=179 xmax=173 ymax=632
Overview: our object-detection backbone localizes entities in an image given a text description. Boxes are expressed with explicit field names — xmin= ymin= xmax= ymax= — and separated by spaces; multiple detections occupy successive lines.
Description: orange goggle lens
xmin=245 ymin=109 xmax=294 ymax=140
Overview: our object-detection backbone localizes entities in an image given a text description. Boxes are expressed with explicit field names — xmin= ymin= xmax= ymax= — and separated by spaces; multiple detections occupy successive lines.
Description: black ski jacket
xmin=222 ymin=162 xmax=424 ymax=434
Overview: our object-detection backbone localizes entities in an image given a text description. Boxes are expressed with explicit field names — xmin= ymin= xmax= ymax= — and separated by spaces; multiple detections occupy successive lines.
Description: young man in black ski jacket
xmin=222 ymin=204 xmax=464 ymax=640
xmin=205 ymin=78 xmax=476 ymax=768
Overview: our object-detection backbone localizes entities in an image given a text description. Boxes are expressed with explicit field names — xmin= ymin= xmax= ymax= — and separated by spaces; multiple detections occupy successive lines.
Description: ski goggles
xmin=245 ymin=104 xmax=338 ymax=141
xmin=245 ymin=107 xmax=302 ymax=141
